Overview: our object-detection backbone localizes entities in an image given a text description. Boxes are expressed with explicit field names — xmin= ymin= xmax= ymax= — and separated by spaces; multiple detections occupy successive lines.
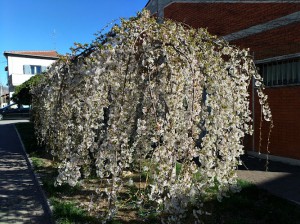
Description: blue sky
xmin=0 ymin=0 xmax=149 ymax=85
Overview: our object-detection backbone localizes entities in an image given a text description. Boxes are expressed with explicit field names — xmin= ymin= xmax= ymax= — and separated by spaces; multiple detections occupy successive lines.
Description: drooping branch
xmin=32 ymin=10 xmax=272 ymax=224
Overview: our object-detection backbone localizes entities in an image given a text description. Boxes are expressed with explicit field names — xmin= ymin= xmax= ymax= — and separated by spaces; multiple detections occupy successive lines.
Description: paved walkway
xmin=238 ymin=154 xmax=300 ymax=205
xmin=1 ymin=120 xmax=299 ymax=223
xmin=0 ymin=120 xmax=52 ymax=223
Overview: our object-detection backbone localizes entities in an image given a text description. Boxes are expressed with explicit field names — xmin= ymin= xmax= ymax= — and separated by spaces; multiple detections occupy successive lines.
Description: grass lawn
xmin=15 ymin=122 xmax=300 ymax=224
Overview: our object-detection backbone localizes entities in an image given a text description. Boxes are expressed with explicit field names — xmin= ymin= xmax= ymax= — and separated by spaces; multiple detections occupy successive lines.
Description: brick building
xmin=145 ymin=0 xmax=300 ymax=163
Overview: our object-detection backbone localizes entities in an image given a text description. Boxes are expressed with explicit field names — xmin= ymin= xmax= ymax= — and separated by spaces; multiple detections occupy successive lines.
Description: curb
xmin=14 ymin=124 xmax=55 ymax=224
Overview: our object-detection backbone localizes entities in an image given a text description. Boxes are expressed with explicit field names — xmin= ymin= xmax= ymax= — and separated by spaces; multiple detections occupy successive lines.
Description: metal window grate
xmin=257 ymin=58 xmax=300 ymax=87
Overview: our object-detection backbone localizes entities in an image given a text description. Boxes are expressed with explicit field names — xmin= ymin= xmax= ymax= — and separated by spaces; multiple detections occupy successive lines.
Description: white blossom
xmin=32 ymin=10 xmax=272 ymax=224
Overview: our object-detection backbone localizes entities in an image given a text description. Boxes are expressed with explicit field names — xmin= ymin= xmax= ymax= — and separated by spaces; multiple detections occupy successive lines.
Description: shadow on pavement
xmin=0 ymin=123 xmax=52 ymax=223
xmin=238 ymin=154 xmax=300 ymax=205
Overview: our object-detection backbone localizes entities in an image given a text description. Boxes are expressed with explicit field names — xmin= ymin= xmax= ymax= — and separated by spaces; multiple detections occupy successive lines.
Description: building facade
xmin=145 ymin=0 xmax=300 ymax=162
xmin=4 ymin=51 xmax=58 ymax=100
xmin=0 ymin=85 xmax=9 ymax=108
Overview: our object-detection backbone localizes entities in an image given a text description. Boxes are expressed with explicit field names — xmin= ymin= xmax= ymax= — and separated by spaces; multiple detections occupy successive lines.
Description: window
xmin=257 ymin=58 xmax=300 ymax=86
xmin=23 ymin=65 xmax=47 ymax=74
xmin=7 ymin=104 xmax=19 ymax=110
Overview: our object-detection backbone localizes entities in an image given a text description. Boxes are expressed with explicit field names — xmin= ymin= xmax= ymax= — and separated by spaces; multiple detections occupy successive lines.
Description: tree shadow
xmin=238 ymin=154 xmax=300 ymax=205
xmin=200 ymin=180 xmax=300 ymax=224
xmin=239 ymin=154 xmax=300 ymax=172
xmin=0 ymin=123 xmax=53 ymax=223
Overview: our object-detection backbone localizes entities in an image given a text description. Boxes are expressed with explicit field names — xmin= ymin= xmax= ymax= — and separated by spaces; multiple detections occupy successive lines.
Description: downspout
xmin=252 ymin=53 xmax=255 ymax=152
xmin=157 ymin=0 xmax=165 ymax=23
xmin=252 ymin=76 xmax=255 ymax=152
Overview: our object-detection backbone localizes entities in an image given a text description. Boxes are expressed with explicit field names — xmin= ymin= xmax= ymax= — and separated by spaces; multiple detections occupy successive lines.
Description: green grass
xmin=42 ymin=177 xmax=82 ymax=198
xmin=15 ymin=122 xmax=44 ymax=156
xmin=15 ymin=122 xmax=300 ymax=224
xmin=15 ymin=122 xmax=95 ymax=223
xmin=201 ymin=180 xmax=300 ymax=224
xmin=50 ymin=198 xmax=99 ymax=224
xmin=31 ymin=156 xmax=45 ymax=168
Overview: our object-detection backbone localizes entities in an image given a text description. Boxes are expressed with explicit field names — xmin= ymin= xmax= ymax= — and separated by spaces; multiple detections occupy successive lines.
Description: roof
xmin=145 ymin=0 xmax=150 ymax=7
xmin=164 ymin=2 xmax=300 ymax=37
xmin=156 ymin=1 xmax=300 ymax=60
xmin=4 ymin=50 xmax=59 ymax=59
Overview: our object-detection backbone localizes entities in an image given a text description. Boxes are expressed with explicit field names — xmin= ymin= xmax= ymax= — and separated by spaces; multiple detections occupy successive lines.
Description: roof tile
xmin=4 ymin=50 xmax=59 ymax=58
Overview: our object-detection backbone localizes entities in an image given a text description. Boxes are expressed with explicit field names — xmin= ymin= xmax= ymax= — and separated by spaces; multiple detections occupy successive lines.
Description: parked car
xmin=0 ymin=103 xmax=31 ymax=120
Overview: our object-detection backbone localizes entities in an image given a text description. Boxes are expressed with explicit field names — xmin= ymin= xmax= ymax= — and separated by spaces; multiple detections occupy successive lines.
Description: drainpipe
xmin=252 ymin=52 xmax=255 ymax=152
xmin=252 ymin=76 xmax=255 ymax=152
xmin=157 ymin=0 xmax=164 ymax=23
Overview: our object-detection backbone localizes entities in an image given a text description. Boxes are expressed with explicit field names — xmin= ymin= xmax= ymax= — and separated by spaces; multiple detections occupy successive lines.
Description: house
xmin=0 ymin=85 xmax=9 ymax=108
xmin=145 ymin=0 xmax=300 ymax=164
xmin=3 ymin=50 xmax=59 ymax=101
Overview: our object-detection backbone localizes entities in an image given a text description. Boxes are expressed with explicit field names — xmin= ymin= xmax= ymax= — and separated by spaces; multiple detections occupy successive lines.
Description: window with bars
xmin=257 ymin=58 xmax=300 ymax=86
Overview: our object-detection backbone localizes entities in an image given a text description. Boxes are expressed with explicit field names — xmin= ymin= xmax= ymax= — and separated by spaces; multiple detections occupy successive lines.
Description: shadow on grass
xmin=15 ymin=122 xmax=300 ymax=224
xmin=200 ymin=180 xmax=300 ymax=224
xmin=50 ymin=198 xmax=100 ymax=224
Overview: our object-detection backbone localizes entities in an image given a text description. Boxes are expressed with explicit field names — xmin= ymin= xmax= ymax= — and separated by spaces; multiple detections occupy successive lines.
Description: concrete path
xmin=238 ymin=154 xmax=300 ymax=205
xmin=1 ymin=119 xmax=299 ymax=223
xmin=0 ymin=120 xmax=52 ymax=223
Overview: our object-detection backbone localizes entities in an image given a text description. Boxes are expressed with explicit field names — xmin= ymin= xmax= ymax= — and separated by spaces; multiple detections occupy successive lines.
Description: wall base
xmin=247 ymin=151 xmax=300 ymax=167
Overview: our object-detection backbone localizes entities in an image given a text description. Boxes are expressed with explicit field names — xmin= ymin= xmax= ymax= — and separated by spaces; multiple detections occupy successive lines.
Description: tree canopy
xmin=32 ymin=11 xmax=272 ymax=223
xmin=12 ymin=74 xmax=44 ymax=105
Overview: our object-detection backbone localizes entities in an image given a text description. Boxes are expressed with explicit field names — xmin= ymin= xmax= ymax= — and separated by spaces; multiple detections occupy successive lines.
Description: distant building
xmin=0 ymin=85 xmax=9 ymax=107
xmin=3 ymin=50 xmax=59 ymax=100
xmin=145 ymin=0 xmax=300 ymax=163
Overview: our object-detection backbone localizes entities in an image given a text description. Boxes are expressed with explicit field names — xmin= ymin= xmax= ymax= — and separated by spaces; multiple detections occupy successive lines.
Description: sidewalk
xmin=1 ymin=120 xmax=299 ymax=223
xmin=238 ymin=154 xmax=300 ymax=205
xmin=0 ymin=121 xmax=52 ymax=223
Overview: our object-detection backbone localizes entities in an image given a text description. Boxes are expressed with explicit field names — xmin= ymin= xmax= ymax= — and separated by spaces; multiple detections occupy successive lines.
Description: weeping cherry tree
xmin=32 ymin=10 xmax=272 ymax=223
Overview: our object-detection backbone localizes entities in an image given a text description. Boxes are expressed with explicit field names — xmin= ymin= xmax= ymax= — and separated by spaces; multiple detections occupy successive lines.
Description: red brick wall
xmin=164 ymin=3 xmax=300 ymax=36
xmin=232 ymin=22 xmax=300 ymax=60
xmin=164 ymin=2 xmax=300 ymax=159
xmin=163 ymin=2 xmax=300 ymax=160
xmin=245 ymin=86 xmax=300 ymax=160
